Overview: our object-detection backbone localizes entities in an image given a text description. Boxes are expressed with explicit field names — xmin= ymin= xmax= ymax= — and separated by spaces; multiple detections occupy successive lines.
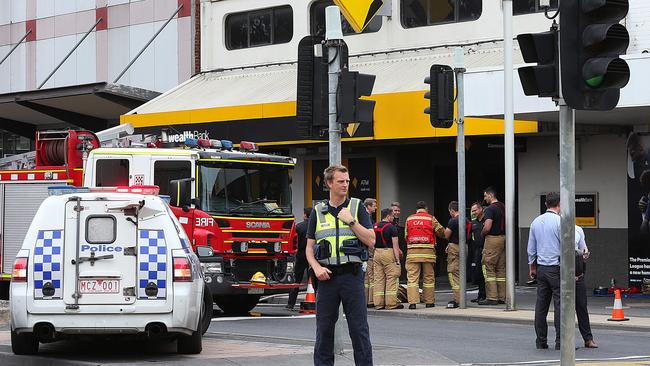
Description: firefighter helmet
xmin=250 ymin=271 xmax=267 ymax=285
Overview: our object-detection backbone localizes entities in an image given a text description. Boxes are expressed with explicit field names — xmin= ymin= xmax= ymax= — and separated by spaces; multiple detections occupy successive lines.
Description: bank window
xmin=310 ymin=0 xmax=382 ymax=37
xmin=401 ymin=0 xmax=482 ymax=28
xmin=95 ymin=159 xmax=129 ymax=187
xmin=226 ymin=5 xmax=293 ymax=50
xmin=514 ymin=0 xmax=558 ymax=15
xmin=154 ymin=160 xmax=192 ymax=196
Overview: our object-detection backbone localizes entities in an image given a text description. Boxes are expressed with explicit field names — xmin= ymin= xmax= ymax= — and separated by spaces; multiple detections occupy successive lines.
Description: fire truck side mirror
xmin=169 ymin=178 xmax=193 ymax=210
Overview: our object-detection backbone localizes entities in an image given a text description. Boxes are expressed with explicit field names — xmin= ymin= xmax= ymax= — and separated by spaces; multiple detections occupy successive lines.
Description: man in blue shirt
xmin=527 ymin=192 xmax=561 ymax=350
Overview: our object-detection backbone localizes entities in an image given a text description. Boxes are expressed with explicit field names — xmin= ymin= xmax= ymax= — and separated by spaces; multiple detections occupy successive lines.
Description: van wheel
xmin=200 ymin=285 xmax=213 ymax=335
xmin=177 ymin=330 xmax=202 ymax=354
xmin=215 ymin=295 xmax=260 ymax=315
xmin=11 ymin=331 xmax=39 ymax=355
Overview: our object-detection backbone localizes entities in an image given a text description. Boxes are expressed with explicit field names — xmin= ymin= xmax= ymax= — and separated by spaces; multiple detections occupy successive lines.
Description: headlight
xmin=274 ymin=242 xmax=281 ymax=253
xmin=286 ymin=261 xmax=294 ymax=273
xmin=203 ymin=262 xmax=222 ymax=273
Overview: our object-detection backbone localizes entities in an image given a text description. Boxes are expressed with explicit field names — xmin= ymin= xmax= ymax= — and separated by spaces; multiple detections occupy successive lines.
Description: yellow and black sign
xmin=334 ymin=0 xmax=384 ymax=33
xmin=539 ymin=193 xmax=598 ymax=227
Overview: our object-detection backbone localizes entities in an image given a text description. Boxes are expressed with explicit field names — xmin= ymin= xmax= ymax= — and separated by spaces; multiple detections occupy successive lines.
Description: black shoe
xmin=285 ymin=304 xmax=294 ymax=310
xmin=367 ymin=304 xmax=375 ymax=308
xmin=536 ymin=343 xmax=549 ymax=350
xmin=447 ymin=301 xmax=459 ymax=309
xmin=425 ymin=303 xmax=435 ymax=308
xmin=555 ymin=343 xmax=561 ymax=350
xmin=409 ymin=304 xmax=417 ymax=310
xmin=390 ymin=304 xmax=405 ymax=310
xmin=498 ymin=300 xmax=506 ymax=304
xmin=477 ymin=299 xmax=499 ymax=305
xmin=374 ymin=307 xmax=385 ymax=310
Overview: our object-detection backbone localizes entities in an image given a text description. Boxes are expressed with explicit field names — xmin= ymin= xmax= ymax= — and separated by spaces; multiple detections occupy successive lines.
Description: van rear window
xmin=96 ymin=159 xmax=129 ymax=187
xmin=86 ymin=216 xmax=116 ymax=244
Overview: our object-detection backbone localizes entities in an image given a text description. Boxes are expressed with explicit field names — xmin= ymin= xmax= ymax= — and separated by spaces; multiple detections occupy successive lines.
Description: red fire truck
xmin=1 ymin=128 xmax=299 ymax=314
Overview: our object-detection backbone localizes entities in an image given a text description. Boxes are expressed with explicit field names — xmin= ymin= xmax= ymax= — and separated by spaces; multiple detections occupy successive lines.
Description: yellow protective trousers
xmin=482 ymin=234 xmax=506 ymax=301
xmin=372 ymin=248 xmax=401 ymax=309
xmin=405 ymin=245 xmax=436 ymax=305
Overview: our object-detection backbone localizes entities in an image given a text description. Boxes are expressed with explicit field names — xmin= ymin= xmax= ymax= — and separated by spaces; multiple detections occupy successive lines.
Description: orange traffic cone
xmin=300 ymin=276 xmax=316 ymax=314
xmin=608 ymin=289 xmax=629 ymax=321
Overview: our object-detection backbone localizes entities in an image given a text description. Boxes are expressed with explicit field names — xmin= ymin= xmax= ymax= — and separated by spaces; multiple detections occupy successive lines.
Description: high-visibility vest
xmin=314 ymin=198 xmax=361 ymax=265
xmin=406 ymin=212 xmax=435 ymax=245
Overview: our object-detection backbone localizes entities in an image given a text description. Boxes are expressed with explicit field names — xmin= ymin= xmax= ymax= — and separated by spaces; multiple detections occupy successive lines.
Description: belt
xmin=326 ymin=263 xmax=360 ymax=276
xmin=537 ymin=264 xmax=560 ymax=267
xmin=375 ymin=247 xmax=393 ymax=249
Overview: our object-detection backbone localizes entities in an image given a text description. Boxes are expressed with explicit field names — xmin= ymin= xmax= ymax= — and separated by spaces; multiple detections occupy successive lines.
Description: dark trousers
xmin=314 ymin=265 xmax=373 ymax=366
xmin=472 ymin=245 xmax=486 ymax=299
xmin=576 ymin=276 xmax=593 ymax=342
xmin=534 ymin=265 xmax=561 ymax=346
xmin=287 ymin=255 xmax=308 ymax=308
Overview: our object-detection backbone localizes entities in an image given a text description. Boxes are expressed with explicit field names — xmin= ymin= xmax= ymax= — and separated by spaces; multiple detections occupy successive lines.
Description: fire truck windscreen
xmin=197 ymin=162 xmax=292 ymax=216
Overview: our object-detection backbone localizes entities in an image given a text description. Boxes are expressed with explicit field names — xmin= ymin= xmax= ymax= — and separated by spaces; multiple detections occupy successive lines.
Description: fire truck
xmin=1 ymin=126 xmax=299 ymax=314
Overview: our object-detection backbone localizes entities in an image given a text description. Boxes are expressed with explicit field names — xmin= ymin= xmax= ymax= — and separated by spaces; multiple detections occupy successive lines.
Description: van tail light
xmin=12 ymin=257 xmax=28 ymax=282
xmin=173 ymin=257 xmax=192 ymax=282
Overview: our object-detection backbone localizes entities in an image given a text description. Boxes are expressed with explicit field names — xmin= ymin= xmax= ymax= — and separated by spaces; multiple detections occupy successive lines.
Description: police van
xmin=9 ymin=186 xmax=212 ymax=355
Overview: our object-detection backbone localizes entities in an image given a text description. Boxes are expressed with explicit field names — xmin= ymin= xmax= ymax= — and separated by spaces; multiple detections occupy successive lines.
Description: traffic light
xmin=296 ymin=35 xmax=328 ymax=139
xmin=424 ymin=64 xmax=454 ymax=128
xmin=516 ymin=30 xmax=558 ymax=98
xmin=560 ymin=0 xmax=630 ymax=110
xmin=338 ymin=69 xmax=376 ymax=124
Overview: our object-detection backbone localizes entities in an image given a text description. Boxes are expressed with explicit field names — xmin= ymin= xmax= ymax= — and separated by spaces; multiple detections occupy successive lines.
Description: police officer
xmin=373 ymin=208 xmax=403 ymax=310
xmin=405 ymin=201 xmax=445 ymax=309
xmin=444 ymin=201 xmax=471 ymax=309
xmin=470 ymin=202 xmax=486 ymax=303
xmin=479 ymin=186 xmax=506 ymax=306
xmin=306 ymin=164 xmax=375 ymax=366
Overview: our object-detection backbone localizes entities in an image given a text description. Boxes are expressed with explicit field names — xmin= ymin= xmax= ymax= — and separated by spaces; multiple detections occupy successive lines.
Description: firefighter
xmin=444 ymin=201 xmax=471 ymax=309
xmin=363 ymin=198 xmax=377 ymax=308
xmin=405 ymin=201 xmax=445 ymax=309
xmin=373 ymin=208 xmax=403 ymax=310
xmin=480 ymin=186 xmax=506 ymax=306
xmin=306 ymin=164 xmax=375 ymax=366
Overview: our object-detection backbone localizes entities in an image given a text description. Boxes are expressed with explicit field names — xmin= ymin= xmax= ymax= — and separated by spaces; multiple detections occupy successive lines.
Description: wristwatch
xmin=348 ymin=219 xmax=356 ymax=226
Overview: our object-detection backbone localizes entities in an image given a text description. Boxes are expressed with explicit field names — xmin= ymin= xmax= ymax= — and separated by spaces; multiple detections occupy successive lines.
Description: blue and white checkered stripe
xmin=33 ymin=230 xmax=63 ymax=300
xmin=138 ymin=230 xmax=167 ymax=300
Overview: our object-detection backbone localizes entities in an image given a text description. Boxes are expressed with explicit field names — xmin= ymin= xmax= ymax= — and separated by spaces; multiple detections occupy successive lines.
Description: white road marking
xmin=211 ymin=314 xmax=316 ymax=322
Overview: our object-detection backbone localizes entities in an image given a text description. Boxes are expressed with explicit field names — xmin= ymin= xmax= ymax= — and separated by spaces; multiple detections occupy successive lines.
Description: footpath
xmin=364 ymin=285 xmax=650 ymax=332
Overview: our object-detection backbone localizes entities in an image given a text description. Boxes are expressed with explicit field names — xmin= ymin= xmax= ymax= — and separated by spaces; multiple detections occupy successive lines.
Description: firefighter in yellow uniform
xmin=373 ymin=208 xmax=403 ymax=309
xmin=479 ymin=187 xmax=506 ymax=306
xmin=363 ymin=199 xmax=377 ymax=307
xmin=405 ymin=201 xmax=445 ymax=309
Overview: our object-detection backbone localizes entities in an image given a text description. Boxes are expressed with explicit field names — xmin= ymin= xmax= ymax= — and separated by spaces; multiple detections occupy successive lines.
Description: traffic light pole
xmin=328 ymin=39 xmax=343 ymax=166
xmin=503 ymin=0 xmax=517 ymax=312
xmin=559 ymin=99 xmax=576 ymax=365
xmin=455 ymin=48 xmax=467 ymax=309
xmin=325 ymin=6 xmax=346 ymax=356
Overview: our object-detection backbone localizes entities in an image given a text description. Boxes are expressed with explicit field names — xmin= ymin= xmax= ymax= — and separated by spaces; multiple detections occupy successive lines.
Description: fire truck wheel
xmin=177 ymin=329 xmax=202 ymax=354
xmin=215 ymin=295 xmax=261 ymax=315
xmin=11 ymin=331 xmax=39 ymax=355
xmin=200 ymin=284 xmax=213 ymax=335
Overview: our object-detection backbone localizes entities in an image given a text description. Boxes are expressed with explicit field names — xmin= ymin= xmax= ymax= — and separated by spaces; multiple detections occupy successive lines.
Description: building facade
xmin=121 ymin=0 xmax=650 ymax=291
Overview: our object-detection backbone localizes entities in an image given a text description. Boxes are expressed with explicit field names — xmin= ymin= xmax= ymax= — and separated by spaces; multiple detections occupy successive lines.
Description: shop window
xmin=226 ymin=5 xmax=293 ymax=50
xmin=401 ymin=0 xmax=482 ymax=28
xmin=513 ymin=0 xmax=558 ymax=15
xmin=310 ymin=0 xmax=382 ymax=37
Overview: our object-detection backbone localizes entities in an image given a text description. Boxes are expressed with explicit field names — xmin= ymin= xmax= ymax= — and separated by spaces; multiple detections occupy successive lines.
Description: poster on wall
xmin=348 ymin=158 xmax=377 ymax=221
xmin=538 ymin=193 xmax=598 ymax=227
xmin=627 ymin=132 xmax=650 ymax=292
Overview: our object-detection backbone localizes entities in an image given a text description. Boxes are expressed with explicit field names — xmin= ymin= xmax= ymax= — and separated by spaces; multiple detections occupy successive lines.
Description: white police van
xmin=10 ymin=186 xmax=212 ymax=355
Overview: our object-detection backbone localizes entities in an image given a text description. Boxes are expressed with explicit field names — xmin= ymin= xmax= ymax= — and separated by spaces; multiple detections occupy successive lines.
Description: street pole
xmin=503 ymin=0 xmax=516 ymax=311
xmin=559 ymin=100 xmax=576 ymax=364
xmin=325 ymin=6 xmax=346 ymax=355
xmin=455 ymin=48 xmax=467 ymax=309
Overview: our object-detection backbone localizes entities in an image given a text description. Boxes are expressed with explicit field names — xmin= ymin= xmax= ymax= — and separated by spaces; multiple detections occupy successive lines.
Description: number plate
xmin=247 ymin=288 xmax=264 ymax=294
xmin=79 ymin=279 xmax=120 ymax=294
